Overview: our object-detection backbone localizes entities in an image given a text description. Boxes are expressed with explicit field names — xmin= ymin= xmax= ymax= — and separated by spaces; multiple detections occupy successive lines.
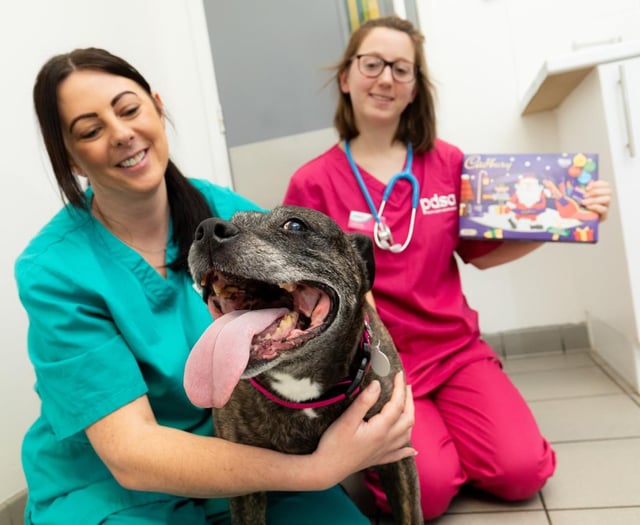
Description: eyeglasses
xmin=354 ymin=54 xmax=416 ymax=83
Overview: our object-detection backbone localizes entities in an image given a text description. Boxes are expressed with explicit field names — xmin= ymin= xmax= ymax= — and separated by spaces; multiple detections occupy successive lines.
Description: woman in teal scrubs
xmin=15 ymin=48 xmax=415 ymax=525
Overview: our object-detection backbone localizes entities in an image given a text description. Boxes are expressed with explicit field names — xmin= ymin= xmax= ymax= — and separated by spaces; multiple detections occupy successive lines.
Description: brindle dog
xmin=184 ymin=205 xmax=422 ymax=525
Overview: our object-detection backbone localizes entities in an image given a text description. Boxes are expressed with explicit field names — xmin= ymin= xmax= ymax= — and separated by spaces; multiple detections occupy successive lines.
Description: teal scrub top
xmin=15 ymin=179 xmax=262 ymax=524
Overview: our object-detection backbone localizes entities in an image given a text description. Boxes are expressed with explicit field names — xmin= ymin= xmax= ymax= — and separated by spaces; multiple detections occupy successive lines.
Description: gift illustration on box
xmin=459 ymin=153 xmax=599 ymax=243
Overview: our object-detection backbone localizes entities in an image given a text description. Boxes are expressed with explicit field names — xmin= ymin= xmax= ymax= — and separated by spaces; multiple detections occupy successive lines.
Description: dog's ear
xmin=350 ymin=233 xmax=376 ymax=291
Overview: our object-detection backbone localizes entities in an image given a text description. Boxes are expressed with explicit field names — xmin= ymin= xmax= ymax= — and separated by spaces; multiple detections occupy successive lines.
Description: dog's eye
xmin=282 ymin=218 xmax=307 ymax=232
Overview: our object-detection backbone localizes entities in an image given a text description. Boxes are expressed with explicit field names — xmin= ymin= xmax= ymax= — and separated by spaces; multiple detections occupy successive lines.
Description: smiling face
xmin=57 ymin=69 xmax=169 ymax=203
xmin=339 ymin=27 xmax=417 ymax=131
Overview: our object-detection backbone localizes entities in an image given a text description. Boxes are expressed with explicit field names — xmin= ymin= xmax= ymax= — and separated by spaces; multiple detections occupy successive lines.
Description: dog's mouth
xmin=201 ymin=270 xmax=335 ymax=361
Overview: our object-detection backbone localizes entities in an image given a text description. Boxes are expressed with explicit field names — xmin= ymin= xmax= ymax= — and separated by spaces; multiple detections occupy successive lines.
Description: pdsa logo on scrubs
xmin=420 ymin=193 xmax=457 ymax=215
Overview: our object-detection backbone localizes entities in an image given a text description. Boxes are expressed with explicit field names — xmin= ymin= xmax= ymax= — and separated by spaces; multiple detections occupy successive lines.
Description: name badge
xmin=348 ymin=210 xmax=386 ymax=233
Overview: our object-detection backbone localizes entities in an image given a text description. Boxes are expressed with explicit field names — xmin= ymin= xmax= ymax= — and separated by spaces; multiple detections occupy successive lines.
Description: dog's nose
xmin=194 ymin=218 xmax=240 ymax=246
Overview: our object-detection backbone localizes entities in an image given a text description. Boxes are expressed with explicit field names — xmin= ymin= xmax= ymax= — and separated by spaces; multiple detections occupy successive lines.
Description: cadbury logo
xmin=464 ymin=155 xmax=513 ymax=170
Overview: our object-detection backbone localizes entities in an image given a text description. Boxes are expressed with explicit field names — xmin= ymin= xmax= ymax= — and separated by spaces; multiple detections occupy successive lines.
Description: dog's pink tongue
xmin=184 ymin=308 xmax=287 ymax=409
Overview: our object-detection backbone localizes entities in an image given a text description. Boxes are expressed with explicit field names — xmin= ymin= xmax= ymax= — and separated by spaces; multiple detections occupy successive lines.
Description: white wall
xmin=0 ymin=0 xmax=229 ymax=503
xmin=416 ymin=0 xmax=640 ymax=334
xmin=2 ymin=0 xmax=639 ymax=506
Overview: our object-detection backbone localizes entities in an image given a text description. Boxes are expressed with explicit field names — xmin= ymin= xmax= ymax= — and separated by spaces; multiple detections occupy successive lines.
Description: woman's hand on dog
xmin=311 ymin=371 xmax=416 ymax=487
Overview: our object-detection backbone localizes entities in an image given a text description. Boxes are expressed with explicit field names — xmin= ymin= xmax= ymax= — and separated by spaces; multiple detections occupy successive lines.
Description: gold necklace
xmin=119 ymin=238 xmax=167 ymax=254
xmin=92 ymin=199 xmax=168 ymax=255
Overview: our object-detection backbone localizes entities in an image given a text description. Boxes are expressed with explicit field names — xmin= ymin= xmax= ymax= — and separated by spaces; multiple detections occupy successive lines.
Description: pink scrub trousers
xmin=366 ymin=357 xmax=556 ymax=520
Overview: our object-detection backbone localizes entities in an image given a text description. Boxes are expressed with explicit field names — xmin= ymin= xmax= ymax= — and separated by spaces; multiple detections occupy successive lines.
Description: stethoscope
xmin=345 ymin=140 xmax=420 ymax=253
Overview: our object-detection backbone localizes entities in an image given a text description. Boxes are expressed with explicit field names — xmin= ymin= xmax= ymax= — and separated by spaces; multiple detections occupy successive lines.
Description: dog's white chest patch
xmin=269 ymin=372 xmax=322 ymax=419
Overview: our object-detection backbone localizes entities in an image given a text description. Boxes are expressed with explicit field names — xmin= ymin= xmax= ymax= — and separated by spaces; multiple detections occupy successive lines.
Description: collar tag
xmin=370 ymin=343 xmax=391 ymax=377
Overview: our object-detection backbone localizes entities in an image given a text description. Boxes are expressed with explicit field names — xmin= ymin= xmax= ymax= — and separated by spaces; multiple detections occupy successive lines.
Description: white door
xmin=591 ymin=57 xmax=640 ymax=390
xmin=601 ymin=58 xmax=640 ymax=340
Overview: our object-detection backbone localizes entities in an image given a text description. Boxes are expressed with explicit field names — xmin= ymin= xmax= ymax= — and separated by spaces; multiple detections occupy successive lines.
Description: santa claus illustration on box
xmin=507 ymin=174 xmax=547 ymax=229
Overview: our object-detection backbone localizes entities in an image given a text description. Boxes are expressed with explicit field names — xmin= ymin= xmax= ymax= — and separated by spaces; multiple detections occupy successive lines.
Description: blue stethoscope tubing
xmin=344 ymin=140 xmax=419 ymax=253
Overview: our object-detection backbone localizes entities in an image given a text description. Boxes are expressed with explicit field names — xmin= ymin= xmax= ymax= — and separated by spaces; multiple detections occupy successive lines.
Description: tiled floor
xmin=4 ymin=347 xmax=639 ymax=525
xmin=365 ymin=348 xmax=640 ymax=524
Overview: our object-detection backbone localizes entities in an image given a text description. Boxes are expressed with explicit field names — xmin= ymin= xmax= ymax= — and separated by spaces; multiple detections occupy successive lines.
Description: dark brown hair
xmin=333 ymin=16 xmax=437 ymax=153
xmin=33 ymin=47 xmax=212 ymax=272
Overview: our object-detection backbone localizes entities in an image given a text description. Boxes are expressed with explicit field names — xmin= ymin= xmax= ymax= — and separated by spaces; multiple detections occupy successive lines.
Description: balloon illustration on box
xmin=459 ymin=153 xmax=599 ymax=243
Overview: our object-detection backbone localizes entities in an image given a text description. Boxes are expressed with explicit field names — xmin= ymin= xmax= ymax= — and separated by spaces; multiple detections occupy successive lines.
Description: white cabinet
xmin=522 ymin=42 xmax=640 ymax=392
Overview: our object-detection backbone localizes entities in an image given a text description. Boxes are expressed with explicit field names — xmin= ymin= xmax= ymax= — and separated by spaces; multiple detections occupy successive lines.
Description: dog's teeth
xmin=270 ymin=311 xmax=297 ymax=339
xmin=212 ymin=283 xmax=242 ymax=299
xmin=280 ymin=312 xmax=296 ymax=326
xmin=279 ymin=283 xmax=296 ymax=292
